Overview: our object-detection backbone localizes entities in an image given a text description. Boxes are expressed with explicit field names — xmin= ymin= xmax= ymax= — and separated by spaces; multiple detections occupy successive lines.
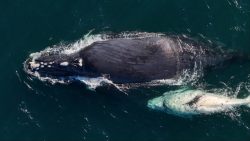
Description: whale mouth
xmin=24 ymin=52 xmax=91 ymax=80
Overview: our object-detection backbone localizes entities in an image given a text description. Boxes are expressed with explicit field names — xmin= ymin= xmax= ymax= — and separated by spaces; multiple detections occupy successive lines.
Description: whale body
xmin=147 ymin=88 xmax=250 ymax=117
xmin=24 ymin=36 xmax=234 ymax=84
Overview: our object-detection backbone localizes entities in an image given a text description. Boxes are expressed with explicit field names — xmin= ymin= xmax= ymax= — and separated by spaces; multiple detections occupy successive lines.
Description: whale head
xmin=148 ymin=96 xmax=166 ymax=111
xmin=24 ymin=51 xmax=97 ymax=80
xmin=147 ymin=89 xmax=206 ymax=116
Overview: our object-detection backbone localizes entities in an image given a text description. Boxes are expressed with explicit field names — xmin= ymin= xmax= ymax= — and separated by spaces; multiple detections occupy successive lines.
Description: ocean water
xmin=1 ymin=0 xmax=250 ymax=141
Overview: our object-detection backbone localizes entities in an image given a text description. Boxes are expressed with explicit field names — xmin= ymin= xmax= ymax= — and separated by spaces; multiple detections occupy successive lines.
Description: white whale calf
xmin=147 ymin=88 xmax=250 ymax=117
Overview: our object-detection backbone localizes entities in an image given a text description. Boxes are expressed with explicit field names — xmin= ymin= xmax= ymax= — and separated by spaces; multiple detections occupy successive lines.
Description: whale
xmin=24 ymin=35 xmax=236 ymax=84
xmin=147 ymin=88 xmax=250 ymax=117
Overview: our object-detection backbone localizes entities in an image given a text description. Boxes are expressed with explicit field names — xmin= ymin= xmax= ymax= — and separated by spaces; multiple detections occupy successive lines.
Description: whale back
xmin=81 ymin=38 xmax=178 ymax=83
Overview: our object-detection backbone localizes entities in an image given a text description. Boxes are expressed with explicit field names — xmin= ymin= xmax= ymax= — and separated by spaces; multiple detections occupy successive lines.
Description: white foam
xmin=29 ymin=52 xmax=41 ymax=62
xmin=78 ymin=59 xmax=83 ymax=66
xmin=74 ymin=76 xmax=113 ymax=90
xmin=73 ymin=76 xmax=126 ymax=92
xmin=62 ymin=33 xmax=109 ymax=55
xmin=145 ymin=61 xmax=203 ymax=87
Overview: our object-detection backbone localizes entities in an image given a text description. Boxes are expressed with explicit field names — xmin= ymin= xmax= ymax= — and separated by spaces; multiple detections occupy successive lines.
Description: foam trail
xmin=74 ymin=76 xmax=114 ymax=90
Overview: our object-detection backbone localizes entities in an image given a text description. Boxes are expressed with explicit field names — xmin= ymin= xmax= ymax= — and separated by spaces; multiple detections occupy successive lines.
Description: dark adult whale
xmin=24 ymin=36 xmax=236 ymax=84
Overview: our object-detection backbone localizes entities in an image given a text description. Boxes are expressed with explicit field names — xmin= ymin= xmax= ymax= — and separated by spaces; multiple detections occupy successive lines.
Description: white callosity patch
xmin=78 ymin=59 xmax=83 ymax=67
xmin=28 ymin=60 xmax=52 ymax=71
xmin=29 ymin=62 xmax=40 ymax=69
xmin=60 ymin=62 xmax=69 ymax=66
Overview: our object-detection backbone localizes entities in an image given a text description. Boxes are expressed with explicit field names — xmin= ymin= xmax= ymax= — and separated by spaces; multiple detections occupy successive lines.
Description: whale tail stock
xmin=229 ymin=50 xmax=250 ymax=62
xmin=216 ymin=50 xmax=250 ymax=70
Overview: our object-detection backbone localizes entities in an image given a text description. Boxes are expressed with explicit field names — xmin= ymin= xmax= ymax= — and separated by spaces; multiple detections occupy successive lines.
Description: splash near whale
xmin=24 ymin=32 xmax=236 ymax=88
